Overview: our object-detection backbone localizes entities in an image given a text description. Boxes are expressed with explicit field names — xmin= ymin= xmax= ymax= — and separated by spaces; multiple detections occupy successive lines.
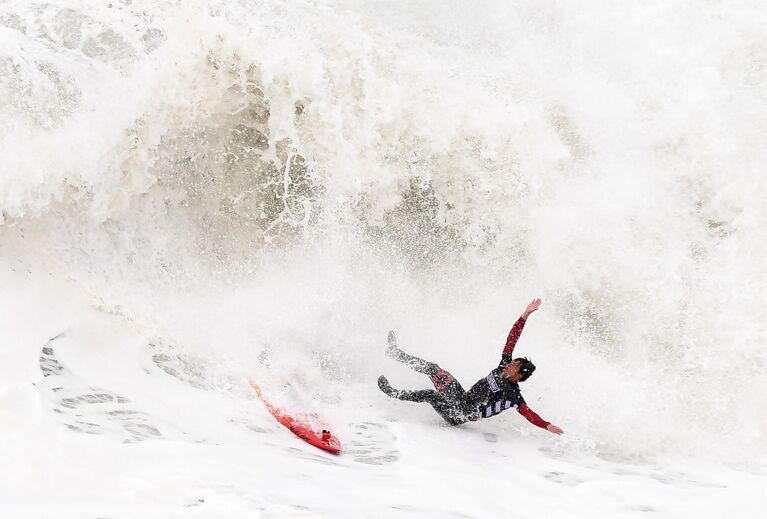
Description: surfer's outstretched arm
xmin=517 ymin=403 xmax=564 ymax=435
xmin=502 ymin=298 xmax=541 ymax=355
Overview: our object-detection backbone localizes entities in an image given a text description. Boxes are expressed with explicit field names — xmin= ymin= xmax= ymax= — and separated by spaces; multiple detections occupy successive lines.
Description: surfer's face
xmin=502 ymin=361 xmax=523 ymax=383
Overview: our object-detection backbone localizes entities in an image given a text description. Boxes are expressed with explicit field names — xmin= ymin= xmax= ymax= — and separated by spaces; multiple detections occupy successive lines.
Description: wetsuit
xmin=379 ymin=317 xmax=550 ymax=429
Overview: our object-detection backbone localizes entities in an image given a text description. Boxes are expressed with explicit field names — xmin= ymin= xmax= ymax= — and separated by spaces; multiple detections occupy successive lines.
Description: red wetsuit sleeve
xmin=517 ymin=404 xmax=550 ymax=429
xmin=502 ymin=317 xmax=527 ymax=355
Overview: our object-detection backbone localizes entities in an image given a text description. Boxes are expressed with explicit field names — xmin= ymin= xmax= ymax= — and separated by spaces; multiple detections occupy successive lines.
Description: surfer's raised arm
xmin=522 ymin=298 xmax=542 ymax=319
xmin=502 ymin=298 xmax=541 ymax=356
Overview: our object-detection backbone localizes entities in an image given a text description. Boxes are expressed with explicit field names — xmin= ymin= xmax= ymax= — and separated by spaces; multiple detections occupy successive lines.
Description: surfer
xmin=378 ymin=298 xmax=564 ymax=434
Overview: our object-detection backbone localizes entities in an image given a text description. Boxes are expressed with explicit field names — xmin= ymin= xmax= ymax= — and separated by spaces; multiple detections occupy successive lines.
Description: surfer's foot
xmin=378 ymin=375 xmax=400 ymax=398
xmin=386 ymin=330 xmax=398 ymax=358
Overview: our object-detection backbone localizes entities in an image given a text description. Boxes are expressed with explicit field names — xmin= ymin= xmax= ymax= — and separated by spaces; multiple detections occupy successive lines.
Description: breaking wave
xmin=2 ymin=0 xmax=766 ymax=467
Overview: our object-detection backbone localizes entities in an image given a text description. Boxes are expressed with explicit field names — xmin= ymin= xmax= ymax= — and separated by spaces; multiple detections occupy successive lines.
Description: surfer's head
xmin=502 ymin=357 xmax=536 ymax=383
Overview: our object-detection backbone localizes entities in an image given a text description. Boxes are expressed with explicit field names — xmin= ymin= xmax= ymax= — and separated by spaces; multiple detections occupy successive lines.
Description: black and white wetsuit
xmin=380 ymin=317 xmax=550 ymax=429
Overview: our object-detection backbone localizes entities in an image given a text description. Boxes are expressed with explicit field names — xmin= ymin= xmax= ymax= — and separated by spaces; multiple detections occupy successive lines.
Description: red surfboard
xmin=249 ymin=380 xmax=342 ymax=455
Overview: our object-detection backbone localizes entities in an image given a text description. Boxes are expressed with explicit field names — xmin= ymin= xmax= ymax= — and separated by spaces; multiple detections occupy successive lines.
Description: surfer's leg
xmin=378 ymin=376 xmax=467 ymax=426
xmin=430 ymin=399 xmax=469 ymax=426
xmin=429 ymin=368 xmax=464 ymax=394
xmin=385 ymin=333 xmax=466 ymax=394
xmin=377 ymin=375 xmax=422 ymax=399
xmin=430 ymin=377 xmax=470 ymax=425
xmin=386 ymin=331 xmax=440 ymax=376
xmin=379 ymin=375 xmax=440 ymax=402
xmin=398 ymin=389 xmax=467 ymax=426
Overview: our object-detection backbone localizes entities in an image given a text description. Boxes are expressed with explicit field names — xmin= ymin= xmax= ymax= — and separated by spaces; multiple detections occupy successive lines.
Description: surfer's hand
xmin=546 ymin=424 xmax=564 ymax=435
xmin=523 ymin=298 xmax=542 ymax=318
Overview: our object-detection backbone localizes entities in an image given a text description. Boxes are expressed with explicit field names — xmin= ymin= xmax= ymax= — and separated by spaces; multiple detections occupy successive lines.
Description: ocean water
xmin=1 ymin=1 xmax=765 ymax=517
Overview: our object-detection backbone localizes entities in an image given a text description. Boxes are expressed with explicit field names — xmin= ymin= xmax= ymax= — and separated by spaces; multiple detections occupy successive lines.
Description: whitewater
xmin=1 ymin=0 xmax=765 ymax=517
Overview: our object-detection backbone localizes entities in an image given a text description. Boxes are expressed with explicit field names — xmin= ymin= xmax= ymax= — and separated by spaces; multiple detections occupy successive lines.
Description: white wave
xmin=1 ymin=0 xmax=766 ymax=515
